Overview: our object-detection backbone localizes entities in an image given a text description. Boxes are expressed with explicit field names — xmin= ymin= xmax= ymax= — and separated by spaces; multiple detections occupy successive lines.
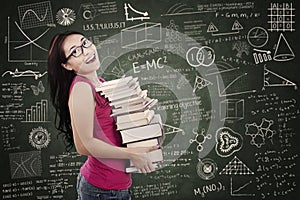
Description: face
xmin=61 ymin=34 xmax=100 ymax=75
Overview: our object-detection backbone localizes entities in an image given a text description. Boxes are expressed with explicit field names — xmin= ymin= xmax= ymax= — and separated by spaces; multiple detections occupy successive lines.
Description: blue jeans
xmin=77 ymin=173 xmax=131 ymax=200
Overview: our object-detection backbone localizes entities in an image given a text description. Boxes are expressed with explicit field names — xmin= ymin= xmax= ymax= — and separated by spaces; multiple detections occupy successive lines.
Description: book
xmin=100 ymin=81 xmax=140 ymax=97
xmin=116 ymin=110 xmax=154 ymax=130
xmin=109 ymin=91 xmax=148 ymax=109
xmin=125 ymin=163 xmax=160 ymax=173
xmin=99 ymin=76 xmax=133 ymax=87
xmin=111 ymin=98 xmax=158 ymax=117
xmin=126 ymin=138 xmax=159 ymax=148
xmin=106 ymin=86 xmax=143 ymax=102
xmin=95 ymin=76 xmax=164 ymax=173
xmin=129 ymin=149 xmax=163 ymax=167
xmin=148 ymin=114 xmax=162 ymax=125
xmin=120 ymin=123 xmax=162 ymax=144
xmin=96 ymin=77 xmax=138 ymax=92
xmin=117 ymin=109 xmax=153 ymax=124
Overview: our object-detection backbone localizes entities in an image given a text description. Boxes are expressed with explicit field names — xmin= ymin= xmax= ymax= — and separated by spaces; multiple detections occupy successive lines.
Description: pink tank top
xmin=69 ymin=75 xmax=132 ymax=190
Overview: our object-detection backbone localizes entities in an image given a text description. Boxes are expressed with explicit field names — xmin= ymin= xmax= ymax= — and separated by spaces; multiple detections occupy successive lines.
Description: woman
xmin=48 ymin=31 xmax=158 ymax=200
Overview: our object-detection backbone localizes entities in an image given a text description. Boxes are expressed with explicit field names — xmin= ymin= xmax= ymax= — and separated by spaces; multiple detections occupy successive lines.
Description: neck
xmin=77 ymin=71 xmax=101 ymax=86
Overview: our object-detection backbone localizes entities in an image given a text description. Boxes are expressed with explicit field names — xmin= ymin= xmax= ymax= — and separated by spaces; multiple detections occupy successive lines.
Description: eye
xmin=82 ymin=39 xmax=92 ymax=47
xmin=72 ymin=47 xmax=82 ymax=57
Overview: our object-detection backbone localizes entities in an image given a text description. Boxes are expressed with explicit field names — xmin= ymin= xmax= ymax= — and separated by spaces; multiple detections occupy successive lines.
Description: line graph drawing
xmin=9 ymin=151 xmax=42 ymax=179
xmin=21 ymin=8 xmax=48 ymax=23
xmin=216 ymin=73 xmax=256 ymax=97
xmin=18 ymin=1 xmax=53 ymax=29
xmin=208 ymin=62 xmax=256 ymax=97
xmin=14 ymin=21 xmax=49 ymax=52
xmin=124 ymin=3 xmax=150 ymax=21
xmin=230 ymin=177 xmax=255 ymax=196
xmin=7 ymin=17 xmax=50 ymax=62
xmin=2 ymin=68 xmax=47 ymax=80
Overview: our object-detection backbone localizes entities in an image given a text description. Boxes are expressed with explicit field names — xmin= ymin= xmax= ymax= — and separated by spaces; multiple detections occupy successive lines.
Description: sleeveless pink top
xmin=69 ymin=75 xmax=131 ymax=190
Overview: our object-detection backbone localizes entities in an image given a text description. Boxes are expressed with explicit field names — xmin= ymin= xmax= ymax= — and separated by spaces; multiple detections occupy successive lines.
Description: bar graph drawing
xmin=23 ymin=99 xmax=48 ymax=123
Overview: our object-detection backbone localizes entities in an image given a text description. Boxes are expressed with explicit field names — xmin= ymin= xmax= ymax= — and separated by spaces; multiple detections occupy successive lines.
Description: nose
xmin=82 ymin=44 xmax=93 ymax=56
xmin=82 ymin=47 xmax=89 ymax=56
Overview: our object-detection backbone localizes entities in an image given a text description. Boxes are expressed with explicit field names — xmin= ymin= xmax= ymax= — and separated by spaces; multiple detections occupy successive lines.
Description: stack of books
xmin=95 ymin=76 xmax=164 ymax=173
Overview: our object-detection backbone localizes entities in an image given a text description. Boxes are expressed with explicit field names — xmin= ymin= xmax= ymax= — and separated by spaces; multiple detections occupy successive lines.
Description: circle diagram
xmin=29 ymin=127 xmax=51 ymax=149
xmin=56 ymin=8 xmax=76 ymax=26
xmin=247 ymin=27 xmax=268 ymax=48
xmin=196 ymin=158 xmax=218 ymax=180
xmin=186 ymin=46 xmax=215 ymax=67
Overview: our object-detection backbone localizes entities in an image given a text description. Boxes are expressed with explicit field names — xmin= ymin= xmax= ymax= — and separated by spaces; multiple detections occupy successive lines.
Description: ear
xmin=61 ymin=63 xmax=73 ymax=71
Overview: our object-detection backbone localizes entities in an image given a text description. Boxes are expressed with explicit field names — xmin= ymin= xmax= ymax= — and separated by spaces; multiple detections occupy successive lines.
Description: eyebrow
xmin=68 ymin=36 xmax=85 ymax=52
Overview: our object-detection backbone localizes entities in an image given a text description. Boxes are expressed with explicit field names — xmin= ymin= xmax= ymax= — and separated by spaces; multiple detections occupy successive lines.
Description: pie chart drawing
xmin=247 ymin=27 xmax=269 ymax=48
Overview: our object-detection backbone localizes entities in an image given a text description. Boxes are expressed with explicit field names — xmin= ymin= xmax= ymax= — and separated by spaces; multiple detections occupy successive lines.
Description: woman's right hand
xmin=127 ymin=146 xmax=159 ymax=174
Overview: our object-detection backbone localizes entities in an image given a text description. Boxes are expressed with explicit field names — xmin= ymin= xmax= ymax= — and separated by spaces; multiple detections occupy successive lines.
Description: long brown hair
xmin=47 ymin=31 xmax=83 ymax=151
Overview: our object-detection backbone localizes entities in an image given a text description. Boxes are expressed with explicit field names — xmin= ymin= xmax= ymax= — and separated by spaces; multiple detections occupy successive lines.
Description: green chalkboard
xmin=0 ymin=0 xmax=299 ymax=199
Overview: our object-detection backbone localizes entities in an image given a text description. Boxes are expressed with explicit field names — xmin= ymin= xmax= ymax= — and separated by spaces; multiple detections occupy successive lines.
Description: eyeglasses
xmin=64 ymin=39 xmax=93 ymax=63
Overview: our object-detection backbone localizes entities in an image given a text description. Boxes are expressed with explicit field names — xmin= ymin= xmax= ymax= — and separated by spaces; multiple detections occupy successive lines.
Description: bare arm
xmin=69 ymin=81 xmax=156 ymax=173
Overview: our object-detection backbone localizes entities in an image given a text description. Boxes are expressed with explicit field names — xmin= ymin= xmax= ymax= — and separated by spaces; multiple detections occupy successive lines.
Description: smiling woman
xmin=47 ymin=31 xmax=159 ymax=200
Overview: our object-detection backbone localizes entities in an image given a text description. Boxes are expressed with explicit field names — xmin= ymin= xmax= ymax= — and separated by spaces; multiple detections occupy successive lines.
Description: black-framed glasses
xmin=64 ymin=38 xmax=93 ymax=63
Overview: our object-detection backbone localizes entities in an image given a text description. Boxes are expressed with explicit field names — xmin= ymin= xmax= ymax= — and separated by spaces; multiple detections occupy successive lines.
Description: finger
xmin=149 ymin=145 xmax=160 ymax=152
xmin=140 ymin=168 xmax=147 ymax=174
xmin=149 ymin=163 xmax=155 ymax=172
xmin=144 ymin=165 xmax=152 ymax=173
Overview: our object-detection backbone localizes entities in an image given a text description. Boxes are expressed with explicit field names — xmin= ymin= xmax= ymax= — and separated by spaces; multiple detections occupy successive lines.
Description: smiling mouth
xmin=86 ymin=54 xmax=96 ymax=64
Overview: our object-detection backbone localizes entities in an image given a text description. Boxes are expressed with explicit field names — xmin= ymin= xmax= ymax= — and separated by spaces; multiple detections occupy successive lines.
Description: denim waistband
xmin=77 ymin=172 xmax=130 ymax=192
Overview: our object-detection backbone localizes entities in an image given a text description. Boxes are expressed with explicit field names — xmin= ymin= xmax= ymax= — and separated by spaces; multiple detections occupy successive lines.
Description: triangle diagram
xmin=193 ymin=76 xmax=212 ymax=93
xmin=232 ymin=20 xmax=243 ymax=31
xmin=219 ymin=156 xmax=254 ymax=175
xmin=163 ymin=124 xmax=184 ymax=135
xmin=207 ymin=22 xmax=218 ymax=33
xmin=273 ymin=33 xmax=295 ymax=61
xmin=264 ymin=65 xmax=297 ymax=88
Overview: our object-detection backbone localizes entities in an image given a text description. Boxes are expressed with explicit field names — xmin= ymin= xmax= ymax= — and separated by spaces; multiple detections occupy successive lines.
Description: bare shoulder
xmin=70 ymin=81 xmax=93 ymax=97
xmin=69 ymin=81 xmax=95 ymax=109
